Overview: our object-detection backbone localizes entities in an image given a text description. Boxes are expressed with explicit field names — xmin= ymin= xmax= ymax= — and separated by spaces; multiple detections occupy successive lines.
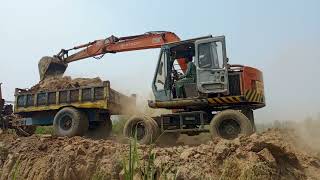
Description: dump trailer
xmin=12 ymin=81 xmax=136 ymax=137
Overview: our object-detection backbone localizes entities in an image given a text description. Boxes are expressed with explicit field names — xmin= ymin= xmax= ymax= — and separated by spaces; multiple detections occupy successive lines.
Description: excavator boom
xmin=39 ymin=31 xmax=186 ymax=81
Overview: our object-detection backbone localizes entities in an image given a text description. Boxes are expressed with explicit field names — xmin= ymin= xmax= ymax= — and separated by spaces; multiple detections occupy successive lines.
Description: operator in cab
xmin=175 ymin=56 xmax=196 ymax=98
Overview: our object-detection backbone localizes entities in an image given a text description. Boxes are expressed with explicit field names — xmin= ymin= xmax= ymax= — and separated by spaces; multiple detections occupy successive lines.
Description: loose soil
xmin=0 ymin=129 xmax=319 ymax=180
xmin=28 ymin=76 xmax=103 ymax=93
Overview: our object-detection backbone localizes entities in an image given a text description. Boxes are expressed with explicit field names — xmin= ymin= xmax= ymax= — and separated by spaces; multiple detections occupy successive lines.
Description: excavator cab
xmin=152 ymin=35 xmax=229 ymax=101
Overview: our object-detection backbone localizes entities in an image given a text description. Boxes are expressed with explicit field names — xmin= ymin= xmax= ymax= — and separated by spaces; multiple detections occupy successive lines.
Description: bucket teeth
xmin=38 ymin=56 xmax=68 ymax=81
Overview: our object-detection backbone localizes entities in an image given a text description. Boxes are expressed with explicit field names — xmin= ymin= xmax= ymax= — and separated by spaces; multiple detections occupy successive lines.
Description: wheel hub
xmin=133 ymin=121 xmax=146 ymax=140
xmin=218 ymin=119 xmax=241 ymax=139
xmin=61 ymin=115 xmax=72 ymax=130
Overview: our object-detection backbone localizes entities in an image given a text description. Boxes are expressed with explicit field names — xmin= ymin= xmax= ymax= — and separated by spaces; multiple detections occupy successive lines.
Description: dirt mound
xmin=0 ymin=129 xmax=319 ymax=180
xmin=29 ymin=76 xmax=103 ymax=92
xmin=0 ymin=134 xmax=127 ymax=180
xmin=152 ymin=129 xmax=320 ymax=179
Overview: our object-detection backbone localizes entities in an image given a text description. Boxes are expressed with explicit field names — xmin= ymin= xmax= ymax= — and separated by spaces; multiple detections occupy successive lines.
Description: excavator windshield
xmin=198 ymin=41 xmax=223 ymax=69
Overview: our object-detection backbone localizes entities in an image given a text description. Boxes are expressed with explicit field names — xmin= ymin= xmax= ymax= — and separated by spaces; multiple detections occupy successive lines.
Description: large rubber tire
xmin=123 ymin=115 xmax=159 ymax=144
xmin=210 ymin=110 xmax=253 ymax=140
xmin=241 ymin=109 xmax=256 ymax=132
xmin=53 ymin=107 xmax=88 ymax=137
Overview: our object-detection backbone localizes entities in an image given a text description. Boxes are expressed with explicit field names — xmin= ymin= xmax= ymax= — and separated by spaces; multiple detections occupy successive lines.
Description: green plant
xmin=122 ymin=125 xmax=181 ymax=179
xmin=122 ymin=130 xmax=162 ymax=180
xmin=141 ymin=146 xmax=157 ymax=180
xmin=122 ymin=132 xmax=139 ymax=180
xmin=35 ymin=126 xmax=53 ymax=135
xmin=12 ymin=159 xmax=20 ymax=180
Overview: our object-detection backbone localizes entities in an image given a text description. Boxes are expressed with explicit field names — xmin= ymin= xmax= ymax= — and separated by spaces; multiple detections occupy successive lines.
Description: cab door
xmin=195 ymin=36 xmax=229 ymax=94
xmin=152 ymin=49 xmax=171 ymax=101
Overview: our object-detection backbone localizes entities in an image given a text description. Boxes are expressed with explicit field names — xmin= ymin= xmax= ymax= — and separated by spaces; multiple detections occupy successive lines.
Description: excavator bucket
xmin=38 ymin=56 xmax=68 ymax=81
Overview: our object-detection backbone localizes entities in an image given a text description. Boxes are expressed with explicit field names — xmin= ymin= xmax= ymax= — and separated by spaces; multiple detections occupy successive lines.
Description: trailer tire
xmin=53 ymin=107 xmax=88 ymax=137
xmin=123 ymin=115 xmax=158 ymax=144
xmin=210 ymin=110 xmax=253 ymax=140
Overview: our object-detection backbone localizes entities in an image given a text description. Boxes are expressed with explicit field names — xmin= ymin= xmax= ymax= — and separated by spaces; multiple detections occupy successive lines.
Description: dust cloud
xmin=256 ymin=40 xmax=320 ymax=122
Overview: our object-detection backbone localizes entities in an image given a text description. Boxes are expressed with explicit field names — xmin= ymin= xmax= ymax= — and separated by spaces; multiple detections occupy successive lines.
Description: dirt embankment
xmin=0 ymin=129 xmax=320 ymax=180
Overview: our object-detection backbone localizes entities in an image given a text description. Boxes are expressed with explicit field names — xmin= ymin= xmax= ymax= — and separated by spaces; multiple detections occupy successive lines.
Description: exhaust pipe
xmin=38 ymin=56 xmax=68 ymax=81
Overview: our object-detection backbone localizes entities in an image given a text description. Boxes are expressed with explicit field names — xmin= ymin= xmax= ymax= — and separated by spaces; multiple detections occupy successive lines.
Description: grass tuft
xmin=35 ymin=126 xmax=53 ymax=135
xmin=12 ymin=159 xmax=20 ymax=180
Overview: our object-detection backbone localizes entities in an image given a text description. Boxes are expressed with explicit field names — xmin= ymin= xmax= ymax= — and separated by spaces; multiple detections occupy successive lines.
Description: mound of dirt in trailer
xmin=0 ymin=129 xmax=320 ymax=180
xmin=29 ymin=76 xmax=103 ymax=92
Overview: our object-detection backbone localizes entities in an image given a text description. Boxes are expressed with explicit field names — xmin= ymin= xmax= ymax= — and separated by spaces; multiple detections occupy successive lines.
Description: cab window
xmin=198 ymin=42 xmax=223 ymax=69
xmin=154 ymin=52 xmax=166 ymax=90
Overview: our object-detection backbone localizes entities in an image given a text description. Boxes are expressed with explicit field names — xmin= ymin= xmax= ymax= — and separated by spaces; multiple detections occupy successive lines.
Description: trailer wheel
xmin=210 ymin=110 xmax=253 ymax=140
xmin=123 ymin=115 xmax=158 ymax=144
xmin=53 ymin=107 xmax=88 ymax=137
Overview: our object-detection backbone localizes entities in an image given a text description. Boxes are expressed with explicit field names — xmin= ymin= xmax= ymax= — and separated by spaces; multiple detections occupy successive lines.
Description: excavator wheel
xmin=210 ymin=110 xmax=253 ymax=140
xmin=123 ymin=115 xmax=159 ymax=144
xmin=241 ymin=109 xmax=256 ymax=132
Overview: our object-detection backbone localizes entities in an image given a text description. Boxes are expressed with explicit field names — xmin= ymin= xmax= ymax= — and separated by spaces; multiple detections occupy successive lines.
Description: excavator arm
xmin=39 ymin=31 xmax=187 ymax=80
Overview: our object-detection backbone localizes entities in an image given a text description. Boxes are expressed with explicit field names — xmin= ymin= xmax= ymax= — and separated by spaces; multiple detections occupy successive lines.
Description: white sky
xmin=0 ymin=0 xmax=320 ymax=122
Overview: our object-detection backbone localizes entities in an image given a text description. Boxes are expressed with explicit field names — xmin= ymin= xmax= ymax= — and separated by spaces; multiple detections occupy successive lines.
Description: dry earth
xmin=0 ymin=129 xmax=320 ymax=180
xmin=28 ymin=76 xmax=103 ymax=93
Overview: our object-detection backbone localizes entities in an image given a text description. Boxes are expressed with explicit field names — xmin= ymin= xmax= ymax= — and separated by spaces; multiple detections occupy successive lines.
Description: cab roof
xmin=164 ymin=35 xmax=213 ymax=48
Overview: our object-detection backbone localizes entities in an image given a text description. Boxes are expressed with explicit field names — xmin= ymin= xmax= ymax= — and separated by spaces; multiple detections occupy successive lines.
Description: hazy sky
xmin=1 ymin=0 xmax=319 ymax=122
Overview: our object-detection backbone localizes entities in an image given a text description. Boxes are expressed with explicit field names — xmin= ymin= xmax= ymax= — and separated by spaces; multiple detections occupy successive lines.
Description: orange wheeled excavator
xmin=34 ymin=31 xmax=265 ymax=143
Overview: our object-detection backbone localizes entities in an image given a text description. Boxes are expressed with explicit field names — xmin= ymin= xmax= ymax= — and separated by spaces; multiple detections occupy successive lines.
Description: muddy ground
xmin=0 ymin=129 xmax=319 ymax=180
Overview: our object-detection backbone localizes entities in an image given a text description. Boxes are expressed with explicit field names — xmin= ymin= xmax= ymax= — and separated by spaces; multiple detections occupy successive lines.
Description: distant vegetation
xmin=256 ymin=116 xmax=320 ymax=133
